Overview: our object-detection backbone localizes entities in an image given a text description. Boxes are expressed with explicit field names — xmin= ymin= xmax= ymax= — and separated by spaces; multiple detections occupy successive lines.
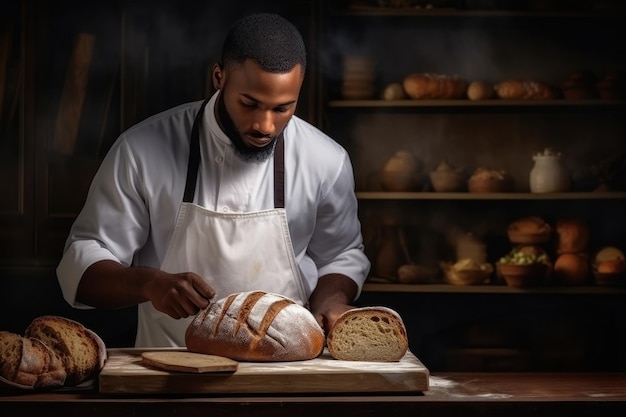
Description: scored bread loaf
xmin=403 ymin=73 xmax=467 ymax=99
xmin=326 ymin=306 xmax=408 ymax=362
xmin=0 ymin=331 xmax=67 ymax=389
xmin=186 ymin=291 xmax=325 ymax=362
xmin=24 ymin=316 xmax=107 ymax=386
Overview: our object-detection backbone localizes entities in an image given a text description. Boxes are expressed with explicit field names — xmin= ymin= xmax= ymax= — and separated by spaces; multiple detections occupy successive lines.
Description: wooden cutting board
xmin=99 ymin=348 xmax=429 ymax=395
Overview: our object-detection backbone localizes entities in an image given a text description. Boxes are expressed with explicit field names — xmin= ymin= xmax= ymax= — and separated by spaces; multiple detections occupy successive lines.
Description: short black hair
xmin=221 ymin=13 xmax=306 ymax=74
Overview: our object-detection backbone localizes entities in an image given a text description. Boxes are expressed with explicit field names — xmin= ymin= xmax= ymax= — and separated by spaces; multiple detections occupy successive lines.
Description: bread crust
xmin=403 ymin=73 xmax=467 ymax=99
xmin=508 ymin=216 xmax=551 ymax=234
xmin=327 ymin=306 xmax=409 ymax=362
xmin=494 ymin=80 xmax=556 ymax=100
xmin=25 ymin=315 xmax=107 ymax=386
xmin=0 ymin=331 xmax=67 ymax=389
xmin=29 ymin=338 xmax=67 ymax=388
xmin=467 ymin=81 xmax=495 ymax=100
xmin=186 ymin=291 xmax=325 ymax=362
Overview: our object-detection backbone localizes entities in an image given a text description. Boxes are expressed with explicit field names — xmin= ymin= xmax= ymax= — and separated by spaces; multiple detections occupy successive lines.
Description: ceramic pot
xmin=380 ymin=151 xmax=421 ymax=192
xmin=529 ymin=151 xmax=570 ymax=193
xmin=373 ymin=224 xmax=407 ymax=281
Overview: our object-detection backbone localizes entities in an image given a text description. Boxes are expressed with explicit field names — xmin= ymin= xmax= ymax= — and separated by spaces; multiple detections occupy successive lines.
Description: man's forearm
xmin=309 ymin=274 xmax=357 ymax=311
xmin=308 ymin=274 xmax=358 ymax=333
xmin=77 ymin=260 xmax=153 ymax=308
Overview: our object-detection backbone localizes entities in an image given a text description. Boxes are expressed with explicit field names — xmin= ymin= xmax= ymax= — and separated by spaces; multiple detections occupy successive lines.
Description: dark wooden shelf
xmin=356 ymin=191 xmax=626 ymax=200
xmin=328 ymin=99 xmax=626 ymax=108
xmin=363 ymin=282 xmax=626 ymax=294
xmin=335 ymin=6 xmax=626 ymax=19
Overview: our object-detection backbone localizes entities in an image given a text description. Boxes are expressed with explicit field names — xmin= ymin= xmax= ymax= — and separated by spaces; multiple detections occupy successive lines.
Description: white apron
xmin=135 ymin=98 xmax=308 ymax=347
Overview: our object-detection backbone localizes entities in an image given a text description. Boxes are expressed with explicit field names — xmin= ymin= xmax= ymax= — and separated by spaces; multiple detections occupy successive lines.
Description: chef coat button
xmin=221 ymin=206 xmax=229 ymax=212
xmin=215 ymin=156 xmax=223 ymax=163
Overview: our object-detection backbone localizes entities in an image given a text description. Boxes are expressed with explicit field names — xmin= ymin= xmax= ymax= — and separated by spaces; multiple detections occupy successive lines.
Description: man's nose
xmin=252 ymin=111 xmax=273 ymax=134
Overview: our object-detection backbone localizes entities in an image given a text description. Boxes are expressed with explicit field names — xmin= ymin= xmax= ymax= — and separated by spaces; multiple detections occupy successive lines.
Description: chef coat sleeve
xmin=308 ymin=152 xmax=371 ymax=299
xmin=56 ymin=138 xmax=150 ymax=308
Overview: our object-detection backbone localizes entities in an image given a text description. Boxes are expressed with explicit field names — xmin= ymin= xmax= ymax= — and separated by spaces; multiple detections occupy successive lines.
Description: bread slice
xmin=24 ymin=316 xmax=107 ymax=386
xmin=326 ymin=306 xmax=409 ymax=362
xmin=29 ymin=337 xmax=68 ymax=388
xmin=0 ymin=330 xmax=66 ymax=389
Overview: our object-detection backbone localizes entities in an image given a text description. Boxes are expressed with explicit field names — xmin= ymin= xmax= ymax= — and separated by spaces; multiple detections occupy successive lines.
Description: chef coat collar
xmin=184 ymin=97 xmax=285 ymax=208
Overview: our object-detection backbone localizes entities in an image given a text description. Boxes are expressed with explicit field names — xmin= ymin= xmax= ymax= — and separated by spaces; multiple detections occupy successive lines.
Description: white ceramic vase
xmin=529 ymin=152 xmax=570 ymax=193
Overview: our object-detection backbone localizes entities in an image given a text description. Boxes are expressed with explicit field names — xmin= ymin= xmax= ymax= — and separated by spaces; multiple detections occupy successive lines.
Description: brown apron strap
xmin=183 ymin=98 xmax=210 ymax=203
xmin=273 ymin=132 xmax=285 ymax=209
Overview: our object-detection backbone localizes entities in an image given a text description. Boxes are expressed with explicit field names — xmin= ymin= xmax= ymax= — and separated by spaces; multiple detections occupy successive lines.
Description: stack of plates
xmin=341 ymin=55 xmax=377 ymax=100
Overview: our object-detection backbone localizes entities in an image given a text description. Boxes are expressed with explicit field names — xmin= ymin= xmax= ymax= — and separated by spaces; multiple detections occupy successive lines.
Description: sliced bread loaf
xmin=0 ymin=330 xmax=66 ymax=389
xmin=326 ymin=306 xmax=408 ymax=362
xmin=25 ymin=316 xmax=107 ymax=385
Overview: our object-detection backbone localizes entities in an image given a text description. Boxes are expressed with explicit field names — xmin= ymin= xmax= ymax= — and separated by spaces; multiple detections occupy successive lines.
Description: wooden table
xmin=2 ymin=373 xmax=625 ymax=416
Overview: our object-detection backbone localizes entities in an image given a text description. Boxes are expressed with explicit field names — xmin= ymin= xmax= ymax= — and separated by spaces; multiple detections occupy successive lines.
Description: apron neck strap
xmin=183 ymin=98 xmax=286 ymax=209
xmin=183 ymin=98 xmax=209 ymax=203
xmin=273 ymin=132 xmax=285 ymax=209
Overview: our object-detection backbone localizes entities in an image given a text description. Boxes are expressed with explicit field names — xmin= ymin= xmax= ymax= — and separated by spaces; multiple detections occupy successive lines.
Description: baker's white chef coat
xmin=57 ymin=91 xmax=370 ymax=310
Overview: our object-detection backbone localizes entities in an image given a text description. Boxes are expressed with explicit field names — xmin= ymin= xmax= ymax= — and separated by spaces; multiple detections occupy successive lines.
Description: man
xmin=57 ymin=12 xmax=370 ymax=347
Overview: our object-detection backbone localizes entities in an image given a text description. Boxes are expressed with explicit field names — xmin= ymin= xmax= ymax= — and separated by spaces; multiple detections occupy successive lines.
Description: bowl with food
xmin=441 ymin=258 xmax=493 ymax=286
xmin=468 ymin=167 xmax=516 ymax=193
xmin=592 ymin=246 xmax=626 ymax=286
xmin=497 ymin=245 xmax=551 ymax=288
xmin=429 ymin=161 xmax=467 ymax=192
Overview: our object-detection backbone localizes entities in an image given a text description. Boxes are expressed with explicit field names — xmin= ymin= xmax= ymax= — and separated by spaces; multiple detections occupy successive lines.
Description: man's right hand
xmin=77 ymin=260 xmax=215 ymax=319
xmin=144 ymin=271 xmax=215 ymax=318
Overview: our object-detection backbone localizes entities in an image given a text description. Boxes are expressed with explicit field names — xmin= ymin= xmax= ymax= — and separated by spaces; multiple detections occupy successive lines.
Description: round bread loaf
xmin=24 ymin=316 xmax=107 ymax=386
xmin=597 ymin=259 xmax=625 ymax=274
xmin=507 ymin=216 xmax=552 ymax=244
xmin=508 ymin=216 xmax=551 ymax=234
xmin=0 ymin=330 xmax=67 ymax=389
xmin=554 ymin=253 xmax=590 ymax=285
xmin=186 ymin=291 xmax=325 ymax=362
xmin=467 ymin=81 xmax=495 ymax=100
xmin=326 ymin=306 xmax=408 ymax=362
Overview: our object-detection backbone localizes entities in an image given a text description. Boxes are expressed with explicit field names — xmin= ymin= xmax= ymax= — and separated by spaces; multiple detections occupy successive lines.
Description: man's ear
xmin=212 ymin=63 xmax=224 ymax=89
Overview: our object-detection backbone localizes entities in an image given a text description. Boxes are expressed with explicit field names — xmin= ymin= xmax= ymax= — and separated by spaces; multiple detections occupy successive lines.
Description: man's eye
xmin=274 ymin=107 xmax=289 ymax=114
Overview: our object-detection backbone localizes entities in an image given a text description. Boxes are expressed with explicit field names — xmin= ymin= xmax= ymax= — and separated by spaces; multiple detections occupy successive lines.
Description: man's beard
xmin=216 ymin=94 xmax=276 ymax=163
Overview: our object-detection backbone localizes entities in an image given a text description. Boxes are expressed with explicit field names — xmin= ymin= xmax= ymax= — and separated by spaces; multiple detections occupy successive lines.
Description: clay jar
xmin=529 ymin=148 xmax=571 ymax=193
xmin=373 ymin=223 xmax=406 ymax=281
xmin=455 ymin=232 xmax=487 ymax=264
xmin=380 ymin=150 xmax=421 ymax=192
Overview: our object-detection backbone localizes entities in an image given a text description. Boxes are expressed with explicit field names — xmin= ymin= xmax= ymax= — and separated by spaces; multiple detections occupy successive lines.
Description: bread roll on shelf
xmin=467 ymin=81 xmax=495 ymax=100
xmin=494 ymin=79 xmax=557 ymax=100
xmin=403 ymin=73 xmax=467 ymax=99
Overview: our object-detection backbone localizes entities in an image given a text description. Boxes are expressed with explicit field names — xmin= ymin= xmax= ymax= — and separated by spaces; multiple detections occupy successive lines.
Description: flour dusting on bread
xmin=25 ymin=315 xmax=107 ymax=386
xmin=186 ymin=291 xmax=325 ymax=362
